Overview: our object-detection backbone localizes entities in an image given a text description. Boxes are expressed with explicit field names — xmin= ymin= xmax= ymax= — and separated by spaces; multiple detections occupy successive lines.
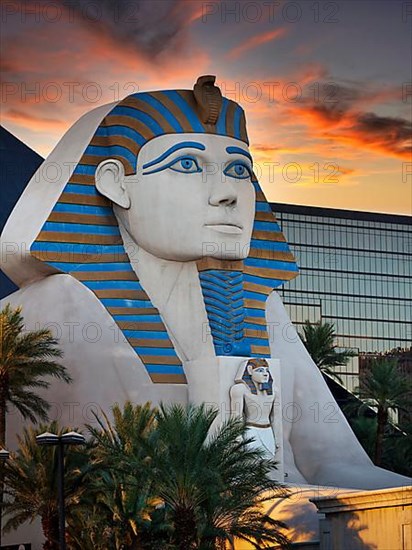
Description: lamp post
xmin=0 ymin=447 xmax=10 ymax=549
xmin=36 ymin=431 xmax=85 ymax=550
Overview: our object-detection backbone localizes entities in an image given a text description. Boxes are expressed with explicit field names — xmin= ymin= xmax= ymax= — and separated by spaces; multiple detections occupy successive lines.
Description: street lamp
xmin=0 ymin=450 xmax=10 ymax=462
xmin=36 ymin=431 xmax=86 ymax=550
xmin=0 ymin=447 xmax=10 ymax=548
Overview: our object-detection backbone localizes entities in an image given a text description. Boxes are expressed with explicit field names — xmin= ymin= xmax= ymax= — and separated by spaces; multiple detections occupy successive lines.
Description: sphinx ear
xmin=95 ymin=159 xmax=131 ymax=209
xmin=247 ymin=364 xmax=253 ymax=376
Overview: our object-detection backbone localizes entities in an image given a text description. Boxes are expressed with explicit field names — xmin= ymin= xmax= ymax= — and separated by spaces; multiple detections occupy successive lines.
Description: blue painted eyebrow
xmin=226 ymin=146 xmax=252 ymax=163
xmin=142 ymin=141 xmax=206 ymax=170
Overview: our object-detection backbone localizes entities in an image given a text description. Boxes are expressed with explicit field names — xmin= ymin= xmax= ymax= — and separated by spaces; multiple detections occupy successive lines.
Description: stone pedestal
xmin=312 ymin=485 xmax=412 ymax=550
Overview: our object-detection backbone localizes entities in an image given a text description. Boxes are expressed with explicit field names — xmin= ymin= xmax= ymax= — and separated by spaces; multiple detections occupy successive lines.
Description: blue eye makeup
xmin=170 ymin=156 xmax=201 ymax=174
xmin=142 ymin=154 xmax=202 ymax=175
xmin=224 ymin=160 xmax=252 ymax=180
xmin=141 ymin=142 xmax=253 ymax=178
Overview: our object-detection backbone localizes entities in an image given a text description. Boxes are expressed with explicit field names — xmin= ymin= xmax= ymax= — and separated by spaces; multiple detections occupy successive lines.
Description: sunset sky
xmin=1 ymin=0 xmax=411 ymax=214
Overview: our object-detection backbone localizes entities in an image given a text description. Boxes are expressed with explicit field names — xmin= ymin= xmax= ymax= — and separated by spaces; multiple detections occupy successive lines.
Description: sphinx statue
xmin=1 ymin=75 xmax=410 ymax=493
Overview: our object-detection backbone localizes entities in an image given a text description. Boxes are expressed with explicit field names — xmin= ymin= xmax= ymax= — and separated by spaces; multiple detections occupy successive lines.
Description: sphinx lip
xmin=205 ymin=223 xmax=243 ymax=234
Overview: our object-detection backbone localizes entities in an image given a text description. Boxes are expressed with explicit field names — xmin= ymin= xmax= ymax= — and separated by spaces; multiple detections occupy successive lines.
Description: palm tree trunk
xmin=0 ymin=375 xmax=8 ymax=447
xmin=374 ymin=407 xmax=388 ymax=466
xmin=173 ymin=506 xmax=197 ymax=550
xmin=41 ymin=510 xmax=60 ymax=550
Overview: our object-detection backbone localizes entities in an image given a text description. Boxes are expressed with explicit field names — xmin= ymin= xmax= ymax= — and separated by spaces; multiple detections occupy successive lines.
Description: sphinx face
xmin=120 ymin=133 xmax=256 ymax=261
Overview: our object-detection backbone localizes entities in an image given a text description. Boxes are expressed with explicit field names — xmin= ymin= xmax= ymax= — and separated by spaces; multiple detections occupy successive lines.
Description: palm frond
xmin=299 ymin=320 xmax=356 ymax=382
xmin=0 ymin=303 xmax=71 ymax=445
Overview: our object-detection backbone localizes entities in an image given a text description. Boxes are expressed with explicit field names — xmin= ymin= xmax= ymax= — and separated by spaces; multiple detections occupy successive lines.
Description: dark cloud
xmin=317 ymin=82 xmax=363 ymax=109
xmin=309 ymin=104 xmax=347 ymax=122
xmin=299 ymin=81 xmax=398 ymax=121
xmin=353 ymin=112 xmax=411 ymax=155
xmin=68 ymin=0 xmax=189 ymax=57
xmin=0 ymin=60 xmax=18 ymax=75
xmin=289 ymin=81 xmax=411 ymax=158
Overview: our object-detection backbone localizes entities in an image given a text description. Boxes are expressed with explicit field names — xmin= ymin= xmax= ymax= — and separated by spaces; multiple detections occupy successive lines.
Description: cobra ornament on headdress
xmin=31 ymin=76 xmax=298 ymax=384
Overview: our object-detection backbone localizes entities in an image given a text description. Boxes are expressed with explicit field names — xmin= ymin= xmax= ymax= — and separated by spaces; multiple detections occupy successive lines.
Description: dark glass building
xmin=0 ymin=126 xmax=43 ymax=299
xmin=272 ymin=203 xmax=412 ymax=391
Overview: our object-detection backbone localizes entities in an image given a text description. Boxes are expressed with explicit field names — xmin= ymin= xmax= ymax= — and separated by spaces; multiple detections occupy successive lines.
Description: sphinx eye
xmin=142 ymin=154 xmax=202 ymax=175
xmin=224 ymin=160 xmax=252 ymax=180
xmin=169 ymin=155 xmax=202 ymax=174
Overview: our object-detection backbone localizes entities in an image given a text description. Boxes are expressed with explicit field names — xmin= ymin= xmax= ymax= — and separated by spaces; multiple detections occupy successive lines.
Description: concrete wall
xmin=312 ymin=486 xmax=412 ymax=550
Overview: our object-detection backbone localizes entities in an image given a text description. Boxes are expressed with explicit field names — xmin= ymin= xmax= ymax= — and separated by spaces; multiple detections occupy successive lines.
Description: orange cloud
xmin=4 ymin=109 xmax=65 ymax=129
xmin=286 ymin=103 xmax=411 ymax=160
xmin=233 ymin=66 xmax=410 ymax=162
xmin=227 ymin=28 xmax=288 ymax=60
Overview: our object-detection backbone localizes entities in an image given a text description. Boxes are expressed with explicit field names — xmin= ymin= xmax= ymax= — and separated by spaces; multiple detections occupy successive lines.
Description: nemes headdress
xmin=31 ymin=76 xmax=299 ymax=384
xmin=234 ymin=358 xmax=273 ymax=395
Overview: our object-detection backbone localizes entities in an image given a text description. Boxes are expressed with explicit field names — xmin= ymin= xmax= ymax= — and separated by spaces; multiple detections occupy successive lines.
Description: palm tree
xmin=153 ymin=403 xmax=290 ymax=549
xmin=66 ymin=503 xmax=116 ymax=550
xmin=0 ymin=304 xmax=72 ymax=446
xmin=2 ymin=422 xmax=88 ymax=550
xmin=84 ymin=402 xmax=290 ymax=549
xmin=83 ymin=401 xmax=169 ymax=549
xmin=299 ymin=320 xmax=356 ymax=383
xmin=383 ymin=421 xmax=412 ymax=478
xmin=354 ymin=358 xmax=411 ymax=465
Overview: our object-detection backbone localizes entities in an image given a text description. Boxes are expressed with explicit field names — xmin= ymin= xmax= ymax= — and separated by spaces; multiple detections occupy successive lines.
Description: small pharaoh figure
xmin=230 ymin=358 xmax=278 ymax=458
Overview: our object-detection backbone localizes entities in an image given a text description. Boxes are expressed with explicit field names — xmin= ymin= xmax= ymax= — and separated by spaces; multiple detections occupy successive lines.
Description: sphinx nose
xmin=208 ymin=181 xmax=238 ymax=208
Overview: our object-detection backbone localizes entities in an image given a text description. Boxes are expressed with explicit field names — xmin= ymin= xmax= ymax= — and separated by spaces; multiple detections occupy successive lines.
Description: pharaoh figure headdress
xmin=234 ymin=358 xmax=273 ymax=395
xmin=27 ymin=76 xmax=298 ymax=384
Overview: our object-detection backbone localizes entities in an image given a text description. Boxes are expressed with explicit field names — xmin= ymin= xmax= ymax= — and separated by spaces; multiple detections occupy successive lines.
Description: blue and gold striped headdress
xmin=31 ymin=76 xmax=298 ymax=384
xmin=234 ymin=358 xmax=273 ymax=396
